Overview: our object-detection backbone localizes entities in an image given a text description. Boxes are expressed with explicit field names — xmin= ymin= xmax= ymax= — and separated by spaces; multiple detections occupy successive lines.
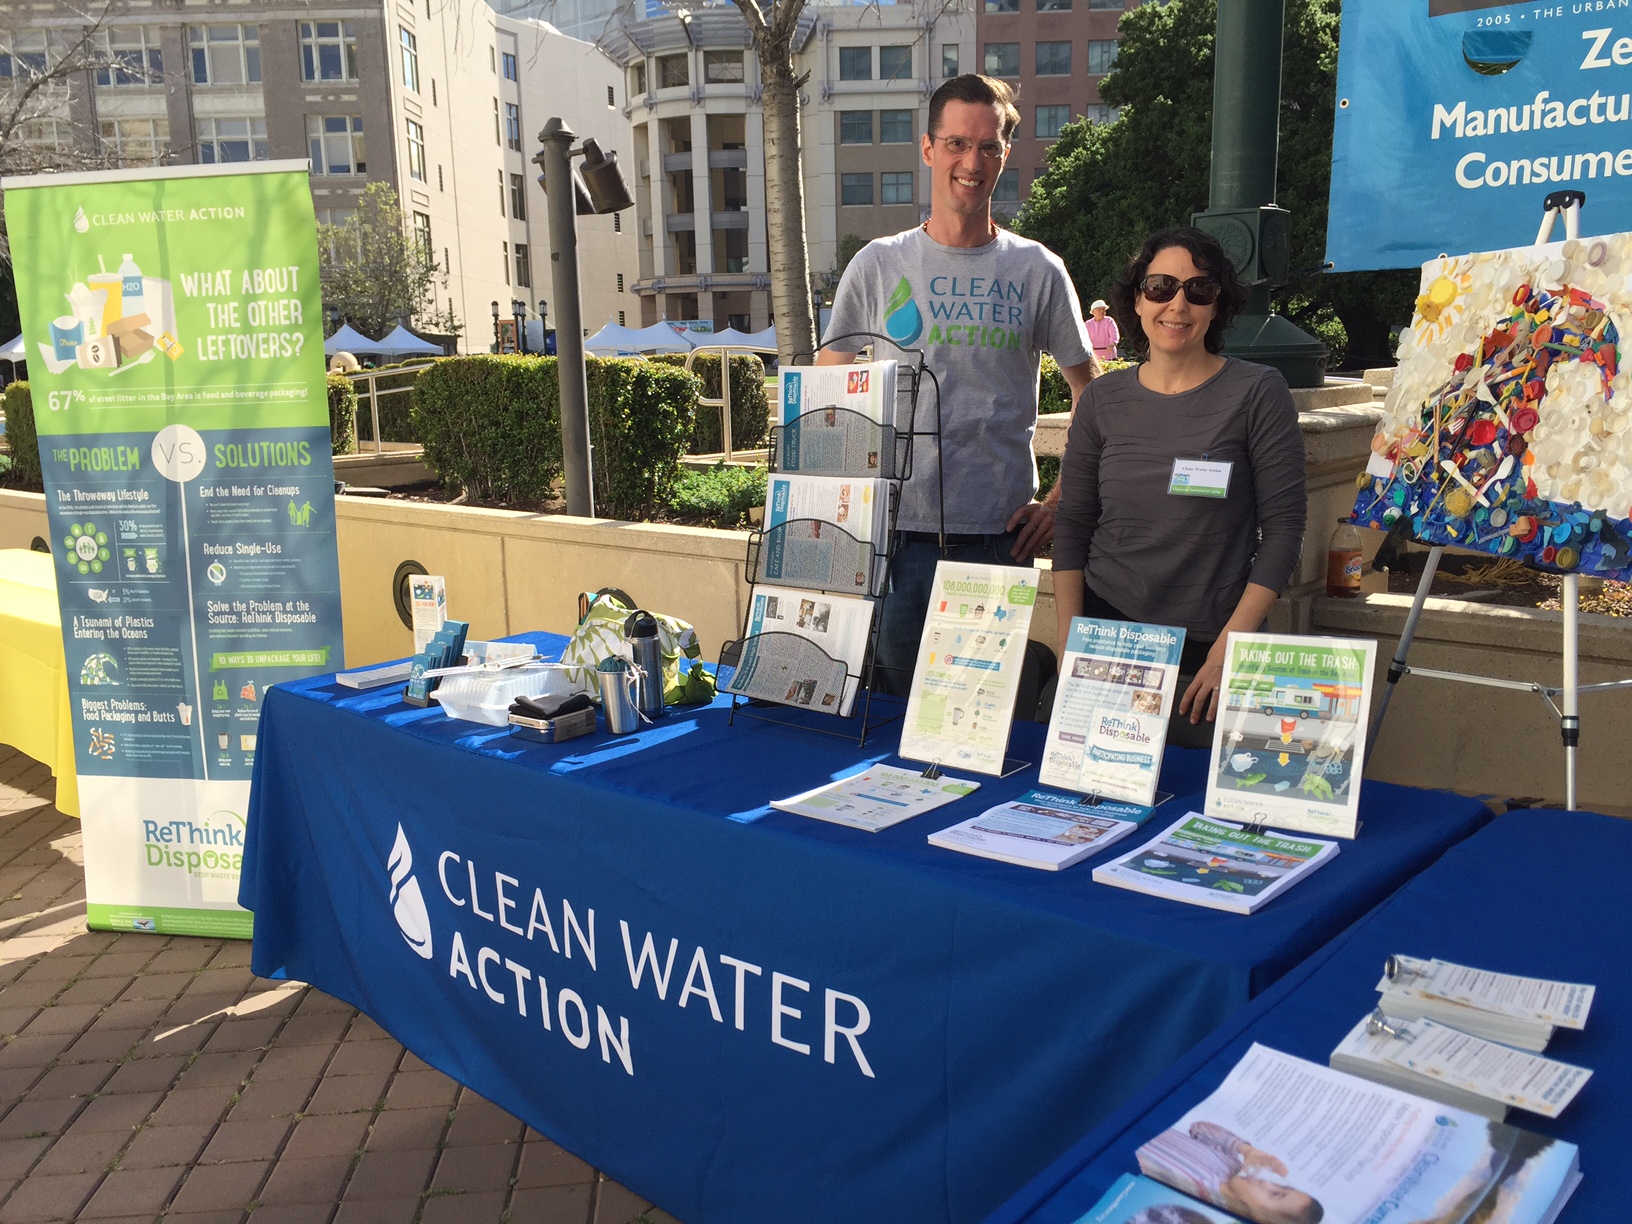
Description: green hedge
xmin=411 ymin=355 xmax=700 ymax=519
xmin=669 ymin=463 xmax=766 ymax=528
xmin=1 ymin=383 xmax=40 ymax=486
xmin=1039 ymin=353 xmax=1136 ymax=415
xmin=652 ymin=352 xmax=768 ymax=453
xmin=327 ymin=373 xmax=357 ymax=455
xmin=357 ymin=359 xmax=438 ymax=443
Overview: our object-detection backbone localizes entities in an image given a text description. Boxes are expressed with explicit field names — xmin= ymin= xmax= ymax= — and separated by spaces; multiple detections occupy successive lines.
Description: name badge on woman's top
xmin=1168 ymin=458 xmax=1232 ymax=498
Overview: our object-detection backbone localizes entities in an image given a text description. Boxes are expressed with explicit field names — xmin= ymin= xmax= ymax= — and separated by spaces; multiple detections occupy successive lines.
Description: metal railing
xmin=684 ymin=342 xmax=777 ymax=463
xmin=346 ymin=363 xmax=437 ymax=454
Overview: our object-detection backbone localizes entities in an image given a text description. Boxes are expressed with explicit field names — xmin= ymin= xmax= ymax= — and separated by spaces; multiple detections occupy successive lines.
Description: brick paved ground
xmin=0 ymin=747 xmax=680 ymax=1224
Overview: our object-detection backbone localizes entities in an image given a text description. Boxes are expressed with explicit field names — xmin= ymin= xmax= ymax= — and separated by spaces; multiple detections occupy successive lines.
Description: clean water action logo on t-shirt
xmin=387 ymin=824 xmax=434 ymax=959
xmin=883 ymin=277 xmax=922 ymax=345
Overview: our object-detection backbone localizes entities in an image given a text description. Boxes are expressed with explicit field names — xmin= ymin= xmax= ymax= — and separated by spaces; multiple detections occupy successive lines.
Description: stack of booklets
xmin=404 ymin=619 xmax=469 ymax=706
xmin=775 ymin=360 xmax=898 ymax=476
xmin=771 ymin=765 xmax=978 ymax=833
xmin=760 ymin=472 xmax=890 ymax=594
xmin=1372 ymin=953 xmax=1593 ymax=1050
xmin=723 ymin=584 xmax=874 ymax=717
xmin=928 ymin=788 xmax=1149 ymax=871
xmin=1103 ymin=1043 xmax=1581 ymax=1224
xmin=1091 ymin=812 xmax=1339 ymax=914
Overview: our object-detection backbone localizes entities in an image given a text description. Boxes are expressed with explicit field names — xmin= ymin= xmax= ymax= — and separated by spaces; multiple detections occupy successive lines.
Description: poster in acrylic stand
xmin=898 ymin=562 xmax=1037 ymax=776
xmin=1352 ymin=235 xmax=1632 ymax=580
xmin=1038 ymin=616 xmax=1185 ymax=806
xmin=3 ymin=163 xmax=344 ymax=938
xmin=1205 ymin=633 xmax=1374 ymax=839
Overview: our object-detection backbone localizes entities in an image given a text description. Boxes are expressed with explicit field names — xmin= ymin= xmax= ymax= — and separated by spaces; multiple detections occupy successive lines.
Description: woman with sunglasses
xmin=1052 ymin=227 xmax=1306 ymax=737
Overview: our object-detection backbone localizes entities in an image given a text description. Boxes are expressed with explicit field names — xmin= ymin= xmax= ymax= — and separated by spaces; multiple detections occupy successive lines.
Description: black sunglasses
xmin=1139 ymin=274 xmax=1221 ymax=306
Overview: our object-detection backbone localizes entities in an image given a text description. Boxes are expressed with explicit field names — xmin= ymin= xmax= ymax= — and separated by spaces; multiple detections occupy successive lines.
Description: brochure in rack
xmin=761 ymin=473 xmax=889 ymax=591
xmin=723 ymin=584 xmax=874 ymax=716
xmin=1136 ymin=1044 xmax=1581 ymax=1224
xmin=1091 ymin=812 xmax=1339 ymax=915
xmin=771 ymin=764 xmax=979 ymax=832
xmin=1206 ymin=633 xmax=1374 ymax=839
xmin=928 ymin=788 xmax=1150 ymax=871
xmin=898 ymin=562 xmax=1037 ymax=776
xmin=776 ymin=360 xmax=898 ymax=475
xmin=1039 ymin=616 xmax=1185 ymax=805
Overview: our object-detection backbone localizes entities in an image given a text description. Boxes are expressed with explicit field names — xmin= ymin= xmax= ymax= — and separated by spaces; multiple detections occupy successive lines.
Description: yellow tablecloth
xmin=0 ymin=549 xmax=80 ymax=816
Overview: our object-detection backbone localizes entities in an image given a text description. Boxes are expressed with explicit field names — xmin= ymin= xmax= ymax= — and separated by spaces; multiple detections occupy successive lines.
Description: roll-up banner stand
xmin=2 ymin=162 xmax=344 ymax=938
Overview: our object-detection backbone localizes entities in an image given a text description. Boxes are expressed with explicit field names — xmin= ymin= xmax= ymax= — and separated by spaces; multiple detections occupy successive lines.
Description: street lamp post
xmin=490 ymin=300 xmax=501 ymax=354
xmin=512 ymin=299 xmax=528 ymax=354
xmin=538 ymin=300 xmax=549 ymax=355
xmin=535 ymin=118 xmax=633 ymax=518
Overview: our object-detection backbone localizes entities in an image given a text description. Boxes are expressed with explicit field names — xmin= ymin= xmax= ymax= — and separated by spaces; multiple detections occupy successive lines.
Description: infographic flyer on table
xmin=3 ymin=162 xmax=343 ymax=937
xmin=1206 ymin=633 xmax=1373 ymax=839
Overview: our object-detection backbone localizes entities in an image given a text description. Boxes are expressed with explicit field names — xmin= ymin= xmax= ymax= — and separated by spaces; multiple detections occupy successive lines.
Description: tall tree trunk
xmin=756 ymin=40 xmax=816 ymax=363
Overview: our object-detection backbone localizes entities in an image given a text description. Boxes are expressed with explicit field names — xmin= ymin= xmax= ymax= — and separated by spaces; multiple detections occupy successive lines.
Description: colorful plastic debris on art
xmin=1353 ymin=235 xmax=1632 ymax=579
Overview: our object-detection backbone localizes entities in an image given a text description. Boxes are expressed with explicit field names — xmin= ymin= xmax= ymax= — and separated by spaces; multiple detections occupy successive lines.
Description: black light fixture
xmin=579 ymin=139 xmax=635 ymax=214
xmin=490 ymin=300 xmax=501 ymax=352
xmin=512 ymin=299 xmax=527 ymax=354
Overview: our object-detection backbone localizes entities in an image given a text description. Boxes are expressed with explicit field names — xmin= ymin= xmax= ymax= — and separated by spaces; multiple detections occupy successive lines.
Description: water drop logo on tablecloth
xmin=883 ymin=278 xmax=922 ymax=345
xmin=387 ymin=825 xmax=434 ymax=960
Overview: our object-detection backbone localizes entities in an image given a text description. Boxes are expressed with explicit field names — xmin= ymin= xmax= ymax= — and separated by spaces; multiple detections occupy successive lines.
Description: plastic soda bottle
xmin=1326 ymin=518 xmax=1363 ymax=597
xmin=119 ymin=253 xmax=142 ymax=298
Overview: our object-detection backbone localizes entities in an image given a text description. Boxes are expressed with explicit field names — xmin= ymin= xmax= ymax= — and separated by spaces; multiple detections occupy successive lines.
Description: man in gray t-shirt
xmin=820 ymin=74 xmax=1097 ymax=692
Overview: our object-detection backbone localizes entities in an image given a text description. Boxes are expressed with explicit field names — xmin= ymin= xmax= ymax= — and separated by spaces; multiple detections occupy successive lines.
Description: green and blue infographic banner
xmin=1328 ymin=0 xmax=1632 ymax=270
xmin=2 ymin=161 xmax=343 ymax=938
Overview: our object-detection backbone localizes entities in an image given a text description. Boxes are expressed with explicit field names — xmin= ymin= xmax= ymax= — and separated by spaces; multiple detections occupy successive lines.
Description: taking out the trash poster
xmin=3 ymin=162 xmax=343 ymax=937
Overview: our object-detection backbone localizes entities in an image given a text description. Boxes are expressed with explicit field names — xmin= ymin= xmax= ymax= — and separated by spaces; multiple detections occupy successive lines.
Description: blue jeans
xmin=871 ymin=531 xmax=1025 ymax=697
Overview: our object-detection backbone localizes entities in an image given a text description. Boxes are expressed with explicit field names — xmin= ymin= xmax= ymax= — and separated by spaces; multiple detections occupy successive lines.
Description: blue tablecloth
xmin=241 ymin=631 xmax=1491 ymax=1224
xmin=988 ymin=807 xmax=1629 ymax=1224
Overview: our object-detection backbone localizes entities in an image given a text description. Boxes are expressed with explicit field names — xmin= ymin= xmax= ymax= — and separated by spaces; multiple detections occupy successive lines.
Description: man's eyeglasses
xmin=930 ymin=135 xmax=1009 ymax=161
xmin=1138 ymin=274 xmax=1222 ymax=306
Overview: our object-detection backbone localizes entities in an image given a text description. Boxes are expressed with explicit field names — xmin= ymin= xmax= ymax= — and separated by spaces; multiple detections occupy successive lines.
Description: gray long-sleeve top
xmin=1052 ymin=359 xmax=1307 ymax=642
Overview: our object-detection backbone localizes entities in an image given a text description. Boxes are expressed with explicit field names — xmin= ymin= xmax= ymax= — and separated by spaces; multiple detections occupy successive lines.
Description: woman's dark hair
xmin=1108 ymin=226 xmax=1248 ymax=357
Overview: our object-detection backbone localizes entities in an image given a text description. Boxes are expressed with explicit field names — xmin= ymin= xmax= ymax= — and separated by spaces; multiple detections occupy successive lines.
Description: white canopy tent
xmin=324 ymin=323 xmax=379 ymax=355
xmin=691 ymin=326 xmax=777 ymax=352
xmin=583 ymin=322 xmax=650 ymax=355
xmin=624 ymin=322 xmax=697 ymax=353
xmin=374 ymin=325 xmax=442 ymax=357
xmin=0 ymin=334 xmax=25 ymax=360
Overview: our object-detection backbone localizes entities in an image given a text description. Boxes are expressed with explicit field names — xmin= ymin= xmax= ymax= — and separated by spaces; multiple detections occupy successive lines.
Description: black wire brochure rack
xmin=720 ymin=333 xmax=944 ymax=746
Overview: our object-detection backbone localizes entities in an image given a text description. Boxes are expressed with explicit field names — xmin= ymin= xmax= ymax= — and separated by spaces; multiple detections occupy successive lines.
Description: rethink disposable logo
xmin=144 ymin=811 xmax=245 ymax=877
xmin=387 ymin=825 xmax=434 ymax=960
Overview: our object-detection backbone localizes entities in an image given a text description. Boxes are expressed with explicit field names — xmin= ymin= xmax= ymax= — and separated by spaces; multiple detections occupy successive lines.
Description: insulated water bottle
xmin=624 ymin=610 xmax=665 ymax=720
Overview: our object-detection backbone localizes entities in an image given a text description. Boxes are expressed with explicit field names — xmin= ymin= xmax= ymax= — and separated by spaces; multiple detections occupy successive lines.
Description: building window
xmin=187 ymin=25 xmax=260 ymax=86
xmin=840 ymin=111 xmax=872 ymax=144
xmin=617 ymin=274 xmax=625 ymax=292
xmin=502 ymin=241 xmax=510 ymax=285
xmin=993 ymin=169 xmax=1020 ymax=202
xmin=1036 ymin=41 xmax=1071 ymax=75
xmin=840 ymin=173 xmax=873 ymax=206
xmin=515 ymin=243 xmax=531 ymax=288
xmin=493 ymin=98 xmax=501 ymax=145
xmin=607 ymin=85 xmax=615 ymax=105
xmin=400 ymin=28 xmax=419 ymax=92
xmin=413 ymin=211 xmax=432 ymax=258
xmin=985 ymin=0 xmax=1019 ymax=11
xmin=879 ymin=109 xmax=912 ymax=143
xmin=1089 ymin=0 xmax=1124 ymax=8
xmin=299 ymin=22 xmax=358 ymax=82
xmin=1039 ymin=0 xmax=1073 ymax=9
xmin=881 ymin=170 xmax=914 ymax=205
xmin=657 ymin=53 xmax=688 ymax=88
xmin=432 ymin=79 xmax=437 ymax=105
xmin=17 ymin=117 xmax=74 ymax=157
xmin=879 ymin=45 xmax=911 ymax=81
xmin=438 ymin=164 xmax=444 ymax=190
xmin=504 ymin=103 xmax=521 ymax=151
xmin=983 ymin=42 xmax=1020 ymax=78
xmin=614 ymin=212 xmax=621 ymax=232
xmin=502 ymin=50 xmax=518 ymax=80
xmin=98 ymin=118 xmax=168 ymax=164
xmin=1088 ymin=39 xmax=1119 ymax=74
xmin=406 ymin=119 xmax=426 ymax=181
xmin=941 ymin=44 xmax=959 ymax=77
xmin=838 ymin=47 xmax=871 ymax=81
xmin=0 ymin=32 xmax=50 ymax=82
xmin=498 ymin=170 xmax=505 ymax=214
xmin=1036 ymin=105 xmax=1070 ymax=138
xmin=307 ymin=116 xmax=365 ymax=174
xmin=510 ymin=172 xmax=527 ymax=219
xmin=631 ymin=62 xmax=646 ymax=95
xmin=1085 ymin=103 xmax=1120 ymax=124
xmin=704 ymin=50 xmax=743 ymax=83
xmin=95 ymin=28 xmax=163 ymax=86
xmin=197 ymin=116 xmax=268 ymax=162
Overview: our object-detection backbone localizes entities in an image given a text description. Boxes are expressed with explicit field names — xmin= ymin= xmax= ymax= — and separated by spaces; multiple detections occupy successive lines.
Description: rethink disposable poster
xmin=3 ymin=162 xmax=343 ymax=938
xmin=1205 ymin=634 xmax=1374 ymax=840
xmin=1328 ymin=0 xmax=1632 ymax=270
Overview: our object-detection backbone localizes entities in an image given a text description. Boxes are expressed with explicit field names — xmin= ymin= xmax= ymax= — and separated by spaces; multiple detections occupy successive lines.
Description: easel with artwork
xmin=1355 ymin=191 xmax=1632 ymax=809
